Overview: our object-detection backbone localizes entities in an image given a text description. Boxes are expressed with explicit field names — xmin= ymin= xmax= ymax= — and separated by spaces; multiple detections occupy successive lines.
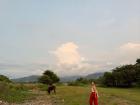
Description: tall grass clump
xmin=0 ymin=82 xmax=34 ymax=103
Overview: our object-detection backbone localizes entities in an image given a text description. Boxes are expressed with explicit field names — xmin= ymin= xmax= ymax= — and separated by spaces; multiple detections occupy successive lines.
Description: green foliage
xmin=135 ymin=64 xmax=140 ymax=86
xmin=102 ymin=59 xmax=140 ymax=87
xmin=0 ymin=82 xmax=34 ymax=103
xmin=102 ymin=72 xmax=114 ymax=86
xmin=0 ymin=75 xmax=11 ymax=83
xmin=9 ymin=83 xmax=29 ymax=91
xmin=68 ymin=82 xmax=86 ymax=86
xmin=67 ymin=78 xmax=96 ymax=86
xmin=39 ymin=75 xmax=52 ymax=84
xmin=136 ymin=58 xmax=140 ymax=64
xmin=76 ymin=77 xmax=89 ymax=84
xmin=38 ymin=83 xmax=48 ymax=91
xmin=39 ymin=70 xmax=59 ymax=85
xmin=67 ymin=77 xmax=102 ymax=86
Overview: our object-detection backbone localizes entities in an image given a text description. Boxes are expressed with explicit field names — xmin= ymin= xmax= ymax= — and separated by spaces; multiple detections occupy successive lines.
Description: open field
xmin=51 ymin=85 xmax=140 ymax=105
xmin=1 ymin=83 xmax=140 ymax=105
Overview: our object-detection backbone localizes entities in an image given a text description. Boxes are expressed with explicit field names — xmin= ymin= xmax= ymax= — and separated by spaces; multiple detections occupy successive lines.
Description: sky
xmin=0 ymin=0 xmax=140 ymax=78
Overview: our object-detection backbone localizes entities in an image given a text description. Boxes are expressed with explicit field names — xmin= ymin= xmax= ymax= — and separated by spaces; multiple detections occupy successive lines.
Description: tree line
xmin=101 ymin=59 xmax=140 ymax=87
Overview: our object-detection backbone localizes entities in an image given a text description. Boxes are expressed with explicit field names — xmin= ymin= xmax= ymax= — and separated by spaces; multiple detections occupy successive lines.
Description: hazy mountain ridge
xmin=11 ymin=72 xmax=104 ymax=83
xmin=85 ymin=72 xmax=104 ymax=79
xmin=12 ymin=75 xmax=40 ymax=83
xmin=60 ymin=75 xmax=82 ymax=82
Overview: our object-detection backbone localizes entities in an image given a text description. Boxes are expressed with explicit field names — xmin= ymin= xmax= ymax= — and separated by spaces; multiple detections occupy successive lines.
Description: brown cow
xmin=47 ymin=84 xmax=56 ymax=94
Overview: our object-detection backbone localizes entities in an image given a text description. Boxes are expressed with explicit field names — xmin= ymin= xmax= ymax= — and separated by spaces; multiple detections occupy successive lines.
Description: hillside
xmin=12 ymin=75 xmax=40 ymax=83
xmin=60 ymin=75 xmax=82 ymax=82
xmin=85 ymin=72 xmax=104 ymax=79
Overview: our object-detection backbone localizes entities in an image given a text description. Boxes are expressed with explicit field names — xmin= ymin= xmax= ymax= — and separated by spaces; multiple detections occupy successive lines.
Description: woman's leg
xmin=89 ymin=93 xmax=94 ymax=105
xmin=93 ymin=93 xmax=98 ymax=105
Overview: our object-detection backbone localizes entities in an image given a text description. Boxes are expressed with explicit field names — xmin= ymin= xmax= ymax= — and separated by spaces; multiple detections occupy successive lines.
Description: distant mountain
xmin=85 ymin=72 xmax=104 ymax=79
xmin=11 ymin=72 xmax=104 ymax=83
xmin=60 ymin=72 xmax=104 ymax=82
xmin=60 ymin=75 xmax=82 ymax=82
xmin=12 ymin=75 xmax=40 ymax=83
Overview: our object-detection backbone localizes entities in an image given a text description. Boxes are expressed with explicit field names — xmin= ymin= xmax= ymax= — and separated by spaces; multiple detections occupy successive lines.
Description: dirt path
xmin=0 ymin=90 xmax=53 ymax=105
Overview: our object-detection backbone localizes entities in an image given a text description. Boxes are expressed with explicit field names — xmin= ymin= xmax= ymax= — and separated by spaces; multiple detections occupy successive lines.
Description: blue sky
xmin=0 ymin=0 xmax=140 ymax=78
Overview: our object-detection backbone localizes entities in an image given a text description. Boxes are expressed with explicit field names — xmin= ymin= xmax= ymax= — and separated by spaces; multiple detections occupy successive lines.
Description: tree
xmin=135 ymin=63 xmax=140 ymax=86
xmin=101 ymin=58 xmax=140 ymax=87
xmin=102 ymin=72 xmax=114 ymax=87
xmin=136 ymin=58 xmax=140 ymax=64
xmin=39 ymin=70 xmax=59 ymax=84
xmin=0 ymin=75 xmax=11 ymax=83
xmin=102 ymin=65 xmax=134 ymax=87
xmin=76 ymin=77 xmax=88 ymax=84
xmin=38 ymin=75 xmax=52 ymax=84
xmin=113 ymin=65 xmax=136 ymax=87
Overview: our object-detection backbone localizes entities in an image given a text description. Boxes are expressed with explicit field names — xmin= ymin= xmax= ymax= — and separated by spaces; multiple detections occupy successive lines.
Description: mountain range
xmin=12 ymin=72 xmax=104 ymax=83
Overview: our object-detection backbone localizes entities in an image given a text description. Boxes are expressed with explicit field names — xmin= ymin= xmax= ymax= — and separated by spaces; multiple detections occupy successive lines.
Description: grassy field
xmin=0 ymin=82 xmax=35 ymax=103
xmin=51 ymin=85 xmax=140 ymax=105
xmin=1 ymin=83 xmax=140 ymax=105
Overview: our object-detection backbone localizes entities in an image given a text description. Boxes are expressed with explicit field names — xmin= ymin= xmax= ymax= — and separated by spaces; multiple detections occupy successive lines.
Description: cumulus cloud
xmin=52 ymin=42 xmax=85 ymax=65
xmin=50 ymin=42 xmax=101 ymax=76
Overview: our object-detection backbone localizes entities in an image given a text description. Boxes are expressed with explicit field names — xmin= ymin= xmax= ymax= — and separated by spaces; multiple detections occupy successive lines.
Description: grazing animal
xmin=47 ymin=84 xmax=56 ymax=94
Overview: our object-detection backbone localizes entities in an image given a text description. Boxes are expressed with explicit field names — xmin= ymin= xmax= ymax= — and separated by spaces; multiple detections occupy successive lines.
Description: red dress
xmin=89 ymin=91 xmax=98 ymax=105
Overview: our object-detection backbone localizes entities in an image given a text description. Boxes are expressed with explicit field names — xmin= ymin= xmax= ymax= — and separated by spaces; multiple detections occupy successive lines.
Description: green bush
xmin=68 ymin=81 xmax=87 ymax=86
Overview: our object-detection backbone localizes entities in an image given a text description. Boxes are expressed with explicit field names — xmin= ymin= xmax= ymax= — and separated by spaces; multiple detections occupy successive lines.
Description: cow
xmin=47 ymin=84 xmax=56 ymax=95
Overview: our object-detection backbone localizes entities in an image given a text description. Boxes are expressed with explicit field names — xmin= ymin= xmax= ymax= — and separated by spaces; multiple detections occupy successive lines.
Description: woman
xmin=89 ymin=82 xmax=99 ymax=105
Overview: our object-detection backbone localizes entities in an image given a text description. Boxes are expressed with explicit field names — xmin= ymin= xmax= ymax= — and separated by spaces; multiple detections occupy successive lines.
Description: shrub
xmin=0 ymin=75 xmax=11 ymax=83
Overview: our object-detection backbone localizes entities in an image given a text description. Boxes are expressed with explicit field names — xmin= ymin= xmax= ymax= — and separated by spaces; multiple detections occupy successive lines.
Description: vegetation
xmin=67 ymin=77 xmax=99 ymax=86
xmin=38 ymin=83 xmax=48 ymax=91
xmin=0 ymin=75 xmax=11 ymax=83
xmin=0 ymin=82 xmax=35 ymax=103
xmin=101 ymin=59 xmax=140 ymax=87
xmin=51 ymin=85 xmax=140 ymax=105
xmin=39 ymin=70 xmax=60 ymax=85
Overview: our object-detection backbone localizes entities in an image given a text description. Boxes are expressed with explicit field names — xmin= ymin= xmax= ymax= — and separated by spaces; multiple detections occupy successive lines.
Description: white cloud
xmin=52 ymin=42 xmax=85 ymax=65
xmin=50 ymin=42 xmax=102 ymax=76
